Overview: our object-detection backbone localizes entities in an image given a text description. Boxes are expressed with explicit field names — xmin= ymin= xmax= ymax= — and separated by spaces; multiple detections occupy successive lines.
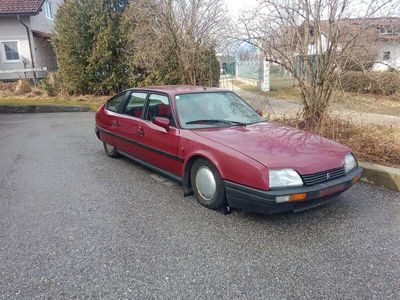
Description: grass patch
xmin=332 ymin=90 xmax=400 ymax=116
xmin=271 ymin=115 xmax=400 ymax=168
xmin=233 ymin=80 xmax=302 ymax=101
xmin=0 ymin=96 xmax=107 ymax=112
xmin=233 ymin=79 xmax=400 ymax=117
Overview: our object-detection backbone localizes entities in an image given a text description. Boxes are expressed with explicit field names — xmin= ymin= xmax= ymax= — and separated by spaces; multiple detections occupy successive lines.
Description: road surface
xmin=1 ymin=112 xmax=399 ymax=299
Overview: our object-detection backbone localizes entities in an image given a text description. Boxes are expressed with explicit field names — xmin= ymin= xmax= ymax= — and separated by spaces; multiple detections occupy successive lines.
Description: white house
xmin=319 ymin=17 xmax=400 ymax=71
xmin=0 ymin=0 xmax=63 ymax=81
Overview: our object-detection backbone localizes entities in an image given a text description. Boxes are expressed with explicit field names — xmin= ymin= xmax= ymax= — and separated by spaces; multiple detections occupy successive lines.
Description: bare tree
xmin=124 ymin=0 xmax=228 ymax=86
xmin=236 ymin=0 xmax=397 ymax=128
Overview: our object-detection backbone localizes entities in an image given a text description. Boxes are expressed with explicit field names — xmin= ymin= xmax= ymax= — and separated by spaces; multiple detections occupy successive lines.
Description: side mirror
xmin=256 ymin=109 xmax=263 ymax=116
xmin=153 ymin=117 xmax=170 ymax=131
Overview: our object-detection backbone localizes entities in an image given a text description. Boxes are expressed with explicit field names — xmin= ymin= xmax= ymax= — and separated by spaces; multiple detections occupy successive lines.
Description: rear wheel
xmin=190 ymin=158 xmax=225 ymax=209
xmin=103 ymin=142 xmax=120 ymax=158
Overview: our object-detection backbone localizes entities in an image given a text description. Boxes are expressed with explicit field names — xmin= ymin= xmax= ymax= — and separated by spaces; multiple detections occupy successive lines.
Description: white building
xmin=0 ymin=0 xmax=63 ymax=80
xmin=321 ymin=17 xmax=400 ymax=71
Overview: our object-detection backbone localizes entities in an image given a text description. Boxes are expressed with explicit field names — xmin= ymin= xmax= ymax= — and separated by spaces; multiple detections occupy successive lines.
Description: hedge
xmin=340 ymin=71 xmax=400 ymax=95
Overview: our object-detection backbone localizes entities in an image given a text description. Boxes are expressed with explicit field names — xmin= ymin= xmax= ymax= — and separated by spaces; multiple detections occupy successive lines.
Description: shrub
xmin=124 ymin=0 xmax=221 ymax=88
xmin=0 ymin=82 xmax=17 ymax=92
xmin=14 ymin=79 xmax=32 ymax=95
xmin=341 ymin=71 xmax=400 ymax=95
xmin=41 ymin=72 xmax=60 ymax=97
xmin=272 ymin=115 xmax=400 ymax=168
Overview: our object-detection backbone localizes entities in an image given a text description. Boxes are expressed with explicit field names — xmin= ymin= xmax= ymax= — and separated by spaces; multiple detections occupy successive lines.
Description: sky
xmin=224 ymin=0 xmax=400 ymax=18
xmin=224 ymin=0 xmax=258 ymax=17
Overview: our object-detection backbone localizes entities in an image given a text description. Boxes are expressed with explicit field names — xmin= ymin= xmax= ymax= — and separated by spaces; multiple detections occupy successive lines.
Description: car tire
xmin=103 ymin=142 xmax=120 ymax=158
xmin=190 ymin=158 xmax=225 ymax=209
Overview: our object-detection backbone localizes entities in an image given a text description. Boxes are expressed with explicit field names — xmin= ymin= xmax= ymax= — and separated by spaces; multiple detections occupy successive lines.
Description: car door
xmin=117 ymin=91 xmax=149 ymax=158
xmin=100 ymin=91 xmax=130 ymax=150
xmin=138 ymin=93 xmax=182 ymax=176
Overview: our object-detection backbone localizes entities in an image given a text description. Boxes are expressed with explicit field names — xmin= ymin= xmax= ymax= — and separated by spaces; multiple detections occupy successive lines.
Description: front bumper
xmin=224 ymin=167 xmax=363 ymax=214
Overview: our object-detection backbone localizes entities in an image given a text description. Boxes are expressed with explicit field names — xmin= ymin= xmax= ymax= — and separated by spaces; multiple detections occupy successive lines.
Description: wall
xmin=30 ymin=0 xmax=63 ymax=34
xmin=373 ymin=41 xmax=400 ymax=71
xmin=0 ymin=16 xmax=34 ymax=80
xmin=0 ymin=0 xmax=63 ymax=80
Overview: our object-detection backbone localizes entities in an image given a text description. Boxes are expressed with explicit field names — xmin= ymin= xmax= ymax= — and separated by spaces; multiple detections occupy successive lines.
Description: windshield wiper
xmin=186 ymin=119 xmax=246 ymax=126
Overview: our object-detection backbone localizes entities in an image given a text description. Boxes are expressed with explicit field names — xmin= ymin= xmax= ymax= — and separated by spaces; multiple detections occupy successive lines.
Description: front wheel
xmin=103 ymin=142 xmax=120 ymax=158
xmin=190 ymin=158 xmax=225 ymax=209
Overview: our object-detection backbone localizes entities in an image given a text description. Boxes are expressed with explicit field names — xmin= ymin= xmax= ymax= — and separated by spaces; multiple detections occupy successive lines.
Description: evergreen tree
xmin=53 ymin=0 xmax=129 ymax=94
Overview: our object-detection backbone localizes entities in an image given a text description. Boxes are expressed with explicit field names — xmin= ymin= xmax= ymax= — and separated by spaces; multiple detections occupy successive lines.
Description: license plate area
xmin=319 ymin=184 xmax=345 ymax=197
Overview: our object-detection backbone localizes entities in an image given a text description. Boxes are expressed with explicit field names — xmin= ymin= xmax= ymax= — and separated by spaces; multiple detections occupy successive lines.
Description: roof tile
xmin=0 ymin=0 xmax=45 ymax=15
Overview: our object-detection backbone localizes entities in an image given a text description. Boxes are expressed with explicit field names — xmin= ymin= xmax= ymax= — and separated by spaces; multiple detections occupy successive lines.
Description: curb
xmin=0 ymin=105 xmax=90 ymax=113
xmin=359 ymin=162 xmax=400 ymax=192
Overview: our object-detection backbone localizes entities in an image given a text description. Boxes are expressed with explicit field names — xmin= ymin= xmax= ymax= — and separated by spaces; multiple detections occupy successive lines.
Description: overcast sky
xmin=224 ymin=0 xmax=399 ymax=17
xmin=224 ymin=0 xmax=258 ymax=16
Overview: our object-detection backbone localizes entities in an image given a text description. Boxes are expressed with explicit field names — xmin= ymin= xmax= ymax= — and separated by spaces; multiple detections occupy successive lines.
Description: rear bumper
xmin=224 ymin=167 xmax=363 ymax=214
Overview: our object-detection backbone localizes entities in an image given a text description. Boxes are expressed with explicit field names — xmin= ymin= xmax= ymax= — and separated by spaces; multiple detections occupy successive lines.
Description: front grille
xmin=301 ymin=167 xmax=345 ymax=186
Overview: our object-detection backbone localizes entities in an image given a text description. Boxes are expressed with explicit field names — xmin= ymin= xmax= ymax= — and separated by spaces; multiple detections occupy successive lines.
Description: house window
xmin=379 ymin=25 xmax=394 ymax=35
xmin=3 ymin=42 xmax=20 ymax=62
xmin=383 ymin=51 xmax=390 ymax=60
xmin=45 ymin=1 xmax=54 ymax=20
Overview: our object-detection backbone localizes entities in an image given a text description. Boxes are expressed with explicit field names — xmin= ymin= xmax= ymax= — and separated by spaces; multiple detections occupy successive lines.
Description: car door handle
xmin=137 ymin=127 xmax=144 ymax=136
xmin=112 ymin=121 xmax=120 ymax=127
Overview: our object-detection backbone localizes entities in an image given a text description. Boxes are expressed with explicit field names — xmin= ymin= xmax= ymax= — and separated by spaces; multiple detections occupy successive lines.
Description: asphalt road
xmin=1 ymin=112 xmax=399 ymax=299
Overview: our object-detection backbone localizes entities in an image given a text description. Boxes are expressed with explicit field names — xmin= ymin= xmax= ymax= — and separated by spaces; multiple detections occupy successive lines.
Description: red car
xmin=95 ymin=85 xmax=362 ymax=214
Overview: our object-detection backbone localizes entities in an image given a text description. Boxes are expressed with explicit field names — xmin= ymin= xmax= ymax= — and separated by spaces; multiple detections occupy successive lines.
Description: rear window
xmin=106 ymin=92 xmax=127 ymax=113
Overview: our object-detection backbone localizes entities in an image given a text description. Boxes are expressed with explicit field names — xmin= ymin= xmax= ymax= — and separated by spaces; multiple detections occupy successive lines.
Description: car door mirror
xmin=256 ymin=109 xmax=263 ymax=116
xmin=153 ymin=117 xmax=170 ymax=131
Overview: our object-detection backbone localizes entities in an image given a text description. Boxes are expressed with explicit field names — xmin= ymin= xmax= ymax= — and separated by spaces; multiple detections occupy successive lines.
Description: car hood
xmin=193 ymin=122 xmax=350 ymax=174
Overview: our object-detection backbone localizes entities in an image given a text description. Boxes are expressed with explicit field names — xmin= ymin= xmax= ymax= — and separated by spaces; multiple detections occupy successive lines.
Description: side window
xmin=124 ymin=92 xmax=147 ymax=118
xmin=106 ymin=92 xmax=127 ymax=113
xmin=146 ymin=94 xmax=175 ymax=126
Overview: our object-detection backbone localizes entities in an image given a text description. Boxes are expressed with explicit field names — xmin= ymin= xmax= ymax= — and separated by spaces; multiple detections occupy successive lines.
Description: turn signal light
xmin=276 ymin=193 xmax=307 ymax=203
xmin=289 ymin=193 xmax=307 ymax=201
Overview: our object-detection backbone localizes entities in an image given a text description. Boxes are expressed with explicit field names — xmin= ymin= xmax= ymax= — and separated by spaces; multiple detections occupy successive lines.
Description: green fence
xmin=236 ymin=61 xmax=263 ymax=80
xmin=235 ymin=60 xmax=294 ymax=90
xmin=269 ymin=64 xmax=294 ymax=90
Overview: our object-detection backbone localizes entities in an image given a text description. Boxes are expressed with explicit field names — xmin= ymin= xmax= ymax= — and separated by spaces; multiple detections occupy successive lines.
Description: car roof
xmin=129 ymin=85 xmax=229 ymax=96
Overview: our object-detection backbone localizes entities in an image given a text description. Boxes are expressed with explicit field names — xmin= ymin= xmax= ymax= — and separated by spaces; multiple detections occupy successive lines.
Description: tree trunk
xmin=302 ymin=92 xmax=328 ymax=129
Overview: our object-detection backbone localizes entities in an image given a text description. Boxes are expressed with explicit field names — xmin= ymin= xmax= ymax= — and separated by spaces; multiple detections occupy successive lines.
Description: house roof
xmin=0 ymin=0 xmax=45 ymax=16
xmin=319 ymin=17 xmax=400 ymax=42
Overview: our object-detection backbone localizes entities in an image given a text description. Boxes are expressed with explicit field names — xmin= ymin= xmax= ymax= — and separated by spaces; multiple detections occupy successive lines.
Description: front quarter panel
xmin=180 ymin=130 xmax=269 ymax=190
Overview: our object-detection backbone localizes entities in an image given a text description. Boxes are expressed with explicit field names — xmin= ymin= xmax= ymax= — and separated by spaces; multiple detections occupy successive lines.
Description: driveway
xmin=1 ymin=112 xmax=399 ymax=299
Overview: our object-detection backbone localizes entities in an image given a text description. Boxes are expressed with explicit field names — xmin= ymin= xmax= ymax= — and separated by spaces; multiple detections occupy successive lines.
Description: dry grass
xmin=233 ymin=80 xmax=302 ymax=101
xmin=0 ymin=81 xmax=107 ymax=111
xmin=272 ymin=115 xmax=400 ymax=168
xmin=233 ymin=79 xmax=400 ymax=117
xmin=0 ymin=82 xmax=16 ymax=92
xmin=0 ymin=95 xmax=107 ymax=111
xmin=332 ymin=90 xmax=400 ymax=116
xmin=14 ymin=80 xmax=32 ymax=95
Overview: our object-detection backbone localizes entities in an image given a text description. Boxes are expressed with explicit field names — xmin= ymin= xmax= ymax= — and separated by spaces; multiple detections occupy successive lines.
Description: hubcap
xmin=105 ymin=143 xmax=115 ymax=153
xmin=195 ymin=166 xmax=216 ymax=201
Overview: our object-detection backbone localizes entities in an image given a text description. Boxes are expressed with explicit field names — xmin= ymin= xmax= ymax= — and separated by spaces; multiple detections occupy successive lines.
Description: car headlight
xmin=269 ymin=169 xmax=303 ymax=189
xmin=344 ymin=153 xmax=357 ymax=173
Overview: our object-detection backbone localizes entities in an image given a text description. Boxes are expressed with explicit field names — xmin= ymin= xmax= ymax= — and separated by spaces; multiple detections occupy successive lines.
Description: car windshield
xmin=175 ymin=92 xmax=265 ymax=129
